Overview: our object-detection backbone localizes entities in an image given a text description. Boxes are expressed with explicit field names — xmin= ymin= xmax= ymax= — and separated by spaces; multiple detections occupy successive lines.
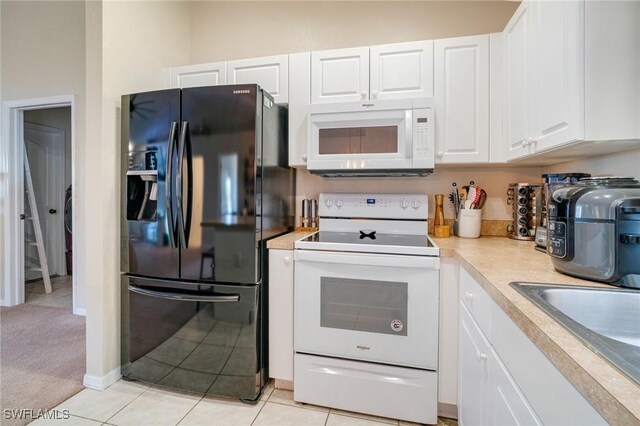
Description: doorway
xmin=22 ymin=108 xmax=72 ymax=310
xmin=1 ymin=95 xmax=79 ymax=314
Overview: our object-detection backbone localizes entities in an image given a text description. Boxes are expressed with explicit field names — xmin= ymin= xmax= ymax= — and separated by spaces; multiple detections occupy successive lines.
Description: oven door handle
xmin=294 ymin=249 xmax=439 ymax=269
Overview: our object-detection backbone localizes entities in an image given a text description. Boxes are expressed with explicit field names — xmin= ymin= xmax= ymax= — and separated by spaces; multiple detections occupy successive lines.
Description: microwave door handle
xmin=165 ymin=121 xmax=178 ymax=248
xmin=405 ymin=110 xmax=413 ymax=157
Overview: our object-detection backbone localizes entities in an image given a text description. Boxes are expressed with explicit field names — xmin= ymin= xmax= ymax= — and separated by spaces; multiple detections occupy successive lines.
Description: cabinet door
xmin=311 ymin=47 xmax=369 ymax=104
xmin=288 ymin=52 xmax=311 ymax=167
xmin=531 ymin=0 xmax=584 ymax=153
xmin=489 ymin=350 xmax=542 ymax=426
xmin=459 ymin=302 xmax=491 ymax=426
xmin=227 ymin=55 xmax=289 ymax=104
xmin=503 ymin=2 xmax=535 ymax=160
xmin=268 ymin=249 xmax=294 ymax=381
xmin=370 ymin=40 xmax=434 ymax=100
xmin=167 ymin=62 xmax=227 ymax=89
xmin=434 ymin=35 xmax=489 ymax=164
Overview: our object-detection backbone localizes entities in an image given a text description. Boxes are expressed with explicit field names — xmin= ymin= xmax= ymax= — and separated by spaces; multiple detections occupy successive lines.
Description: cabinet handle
xmin=436 ymin=151 xmax=444 ymax=158
xmin=284 ymin=256 xmax=291 ymax=264
xmin=476 ymin=351 xmax=488 ymax=361
xmin=371 ymin=91 xmax=378 ymax=100
xmin=527 ymin=137 xmax=536 ymax=146
xmin=361 ymin=92 xmax=367 ymax=100
xmin=521 ymin=140 xmax=528 ymax=148
xmin=302 ymin=154 xmax=307 ymax=162
xmin=465 ymin=291 xmax=474 ymax=301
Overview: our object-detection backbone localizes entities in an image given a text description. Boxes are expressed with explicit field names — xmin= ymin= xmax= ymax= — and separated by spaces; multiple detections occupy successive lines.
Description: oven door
xmin=294 ymin=249 xmax=439 ymax=370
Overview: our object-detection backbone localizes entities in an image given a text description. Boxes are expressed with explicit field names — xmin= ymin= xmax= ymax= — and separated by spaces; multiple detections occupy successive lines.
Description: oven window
xmin=320 ymin=277 xmax=408 ymax=336
xmin=318 ymin=126 xmax=398 ymax=154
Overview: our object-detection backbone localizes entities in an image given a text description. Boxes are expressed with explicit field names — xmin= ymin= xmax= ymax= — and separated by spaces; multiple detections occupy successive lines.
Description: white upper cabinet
xmin=503 ymin=2 xmax=534 ymax=161
xmin=311 ymin=42 xmax=435 ymax=105
xmin=311 ymin=47 xmax=369 ymax=104
xmin=288 ymin=52 xmax=311 ymax=167
xmin=434 ymin=35 xmax=489 ymax=164
xmin=531 ymin=0 xmax=583 ymax=153
xmin=227 ymin=54 xmax=289 ymax=104
xmin=166 ymin=62 xmax=227 ymax=89
xmin=503 ymin=0 xmax=640 ymax=162
xmin=370 ymin=40 xmax=434 ymax=100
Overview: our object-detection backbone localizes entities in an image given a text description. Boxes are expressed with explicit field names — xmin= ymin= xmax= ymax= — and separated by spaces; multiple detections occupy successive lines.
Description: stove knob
xmin=336 ymin=199 xmax=344 ymax=208
xmin=400 ymin=199 xmax=409 ymax=209
xmin=325 ymin=198 xmax=333 ymax=208
xmin=412 ymin=200 xmax=421 ymax=209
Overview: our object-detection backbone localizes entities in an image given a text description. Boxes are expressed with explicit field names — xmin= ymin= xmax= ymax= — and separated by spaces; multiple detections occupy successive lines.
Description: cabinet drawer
xmin=459 ymin=267 xmax=492 ymax=337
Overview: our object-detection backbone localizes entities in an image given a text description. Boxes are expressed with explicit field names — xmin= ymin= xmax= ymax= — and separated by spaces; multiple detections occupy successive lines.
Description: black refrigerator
xmin=120 ymin=84 xmax=294 ymax=402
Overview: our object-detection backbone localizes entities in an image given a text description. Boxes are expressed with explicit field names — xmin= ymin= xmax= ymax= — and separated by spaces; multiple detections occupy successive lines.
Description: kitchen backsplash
xmin=543 ymin=148 xmax=640 ymax=180
xmin=294 ymin=166 xmax=543 ymax=223
xmin=294 ymin=147 xmax=640 ymax=228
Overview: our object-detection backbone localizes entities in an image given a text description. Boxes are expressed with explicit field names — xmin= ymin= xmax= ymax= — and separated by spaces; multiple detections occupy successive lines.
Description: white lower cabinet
xmin=268 ymin=249 xmax=294 ymax=381
xmin=458 ymin=268 xmax=606 ymax=425
xmin=489 ymin=344 xmax=541 ymax=426
xmin=458 ymin=302 xmax=491 ymax=425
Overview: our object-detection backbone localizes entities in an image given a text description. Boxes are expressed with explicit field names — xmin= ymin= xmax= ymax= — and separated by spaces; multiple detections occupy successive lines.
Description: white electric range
xmin=293 ymin=193 xmax=440 ymax=425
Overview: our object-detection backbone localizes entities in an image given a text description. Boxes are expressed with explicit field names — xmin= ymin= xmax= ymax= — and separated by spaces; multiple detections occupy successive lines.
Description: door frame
xmin=24 ymin=121 xmax=66 ymax=277
xmin=1 ymin=95 xmax=80 ymax=314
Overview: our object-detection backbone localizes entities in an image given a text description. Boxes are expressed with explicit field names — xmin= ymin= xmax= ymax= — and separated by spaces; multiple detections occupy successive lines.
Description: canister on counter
xmin=301 ymin=199 xmax=311 ymax=227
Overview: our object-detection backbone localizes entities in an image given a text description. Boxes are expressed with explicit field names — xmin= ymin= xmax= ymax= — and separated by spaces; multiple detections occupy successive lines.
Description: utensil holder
xmin=458 ymin=209 xmax=482 ymax=239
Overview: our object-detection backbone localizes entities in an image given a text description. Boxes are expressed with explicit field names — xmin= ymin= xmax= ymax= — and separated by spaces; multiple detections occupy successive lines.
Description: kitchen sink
xmin=510 ymin=282 xmax=640 ymax=386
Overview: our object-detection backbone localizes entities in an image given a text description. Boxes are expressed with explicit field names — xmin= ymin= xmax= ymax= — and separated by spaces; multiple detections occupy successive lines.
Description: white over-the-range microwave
xmin=306 ymin=98 xmax=434 ymax=177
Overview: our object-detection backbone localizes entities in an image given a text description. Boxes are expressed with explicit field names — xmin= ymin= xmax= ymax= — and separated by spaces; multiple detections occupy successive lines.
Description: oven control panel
xmin=319 ymin=193 xmax=428 ymax=220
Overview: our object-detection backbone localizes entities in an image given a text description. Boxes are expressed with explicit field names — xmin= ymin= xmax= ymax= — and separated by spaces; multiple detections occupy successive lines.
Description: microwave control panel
xmin=412 ymin=108 xmax=434 ymax=168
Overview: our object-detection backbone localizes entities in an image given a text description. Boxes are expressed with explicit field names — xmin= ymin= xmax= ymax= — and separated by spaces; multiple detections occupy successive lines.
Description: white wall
xmin=0 ymin=0 xmax=86 ymax=308
xmin=86 ymin=0 xmax=192 ymax=385
xmin=189 ymin=1 xmax=519 ymax=63
xmin=24 ymin=107 xmax=72 ymax=188
xmin=543 ymin=148 xmax=640 ymax=180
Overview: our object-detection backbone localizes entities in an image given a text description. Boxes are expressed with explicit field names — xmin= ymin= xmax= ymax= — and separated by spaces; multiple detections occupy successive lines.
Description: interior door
xmin=180 ymin=85 xmax=259 ymax=284
xmin=24 ymin=123 xmax=65 ymax=278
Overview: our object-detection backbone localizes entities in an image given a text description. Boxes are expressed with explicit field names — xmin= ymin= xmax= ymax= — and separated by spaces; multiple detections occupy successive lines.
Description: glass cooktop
xmin=296 ymin=231 xmax=439 ymax=256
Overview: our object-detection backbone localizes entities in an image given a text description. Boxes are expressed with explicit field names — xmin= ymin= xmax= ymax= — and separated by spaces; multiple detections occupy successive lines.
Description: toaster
xmin=547 ymin=177 xmax=640 ymax=288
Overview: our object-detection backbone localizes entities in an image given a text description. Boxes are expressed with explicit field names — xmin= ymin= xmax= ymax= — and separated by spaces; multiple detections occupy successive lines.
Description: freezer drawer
xmin=294 ymin=353 xmax=438 ymax=424
xmin=121 ymin=276 xmax=265 ymax=401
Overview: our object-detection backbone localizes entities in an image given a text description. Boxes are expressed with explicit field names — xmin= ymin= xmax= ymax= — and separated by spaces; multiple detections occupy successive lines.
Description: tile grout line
xmin=173 ymin=392 xmax=206 ymax=426
xmin=249 ymin=382 xmax=276 ymax=426
xmin=102 ymin=383 xmax=153 ymax=424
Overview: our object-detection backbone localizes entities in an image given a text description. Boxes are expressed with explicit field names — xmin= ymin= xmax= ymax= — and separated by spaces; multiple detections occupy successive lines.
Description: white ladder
xmin=24 ymin=144 xmax=52 ymax=294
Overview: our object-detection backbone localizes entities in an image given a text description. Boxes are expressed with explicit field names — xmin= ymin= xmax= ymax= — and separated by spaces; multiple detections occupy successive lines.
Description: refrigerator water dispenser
xmin=126 ymin=150 xmax=158 ymax=221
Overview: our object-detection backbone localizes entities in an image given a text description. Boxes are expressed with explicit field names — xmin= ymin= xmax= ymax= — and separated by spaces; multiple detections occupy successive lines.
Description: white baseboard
xmin=73 ymin=307 xmax=86 ymax=316
xmin=438 ymin=402 xmax=458 ymax=419
xmin=83 ymin=367 xmax=121 ymax=391
xmin=0 ymin=299 xmax=7 ymax=307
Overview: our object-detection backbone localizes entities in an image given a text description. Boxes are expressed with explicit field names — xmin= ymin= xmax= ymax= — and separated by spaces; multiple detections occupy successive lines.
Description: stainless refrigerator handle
xmin=177 ymin=121 xmax=188 ymax=249
xmin=129 ymin=285 xmax=240 ymax=303
xmin=166 ymin=121 xmax=178 ymax=248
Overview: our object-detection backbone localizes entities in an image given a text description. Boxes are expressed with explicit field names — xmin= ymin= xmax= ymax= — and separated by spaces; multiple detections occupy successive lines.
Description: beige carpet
xmin=1 ymin=304 xmax=85 ymax=425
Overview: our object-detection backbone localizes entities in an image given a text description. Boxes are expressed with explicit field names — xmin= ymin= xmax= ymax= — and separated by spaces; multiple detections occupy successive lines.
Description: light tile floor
xmin=25 ymin=275 xmax=73 ymax=310
xmin=29 ymin=380 xmax=458 ymax=426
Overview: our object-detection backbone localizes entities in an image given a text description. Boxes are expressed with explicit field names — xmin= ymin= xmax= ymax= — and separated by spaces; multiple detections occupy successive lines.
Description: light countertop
xmin=433 ymin=236 xmax=640 ymax=425
xmin=268 ymin=231 xmax=640 ymax=423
